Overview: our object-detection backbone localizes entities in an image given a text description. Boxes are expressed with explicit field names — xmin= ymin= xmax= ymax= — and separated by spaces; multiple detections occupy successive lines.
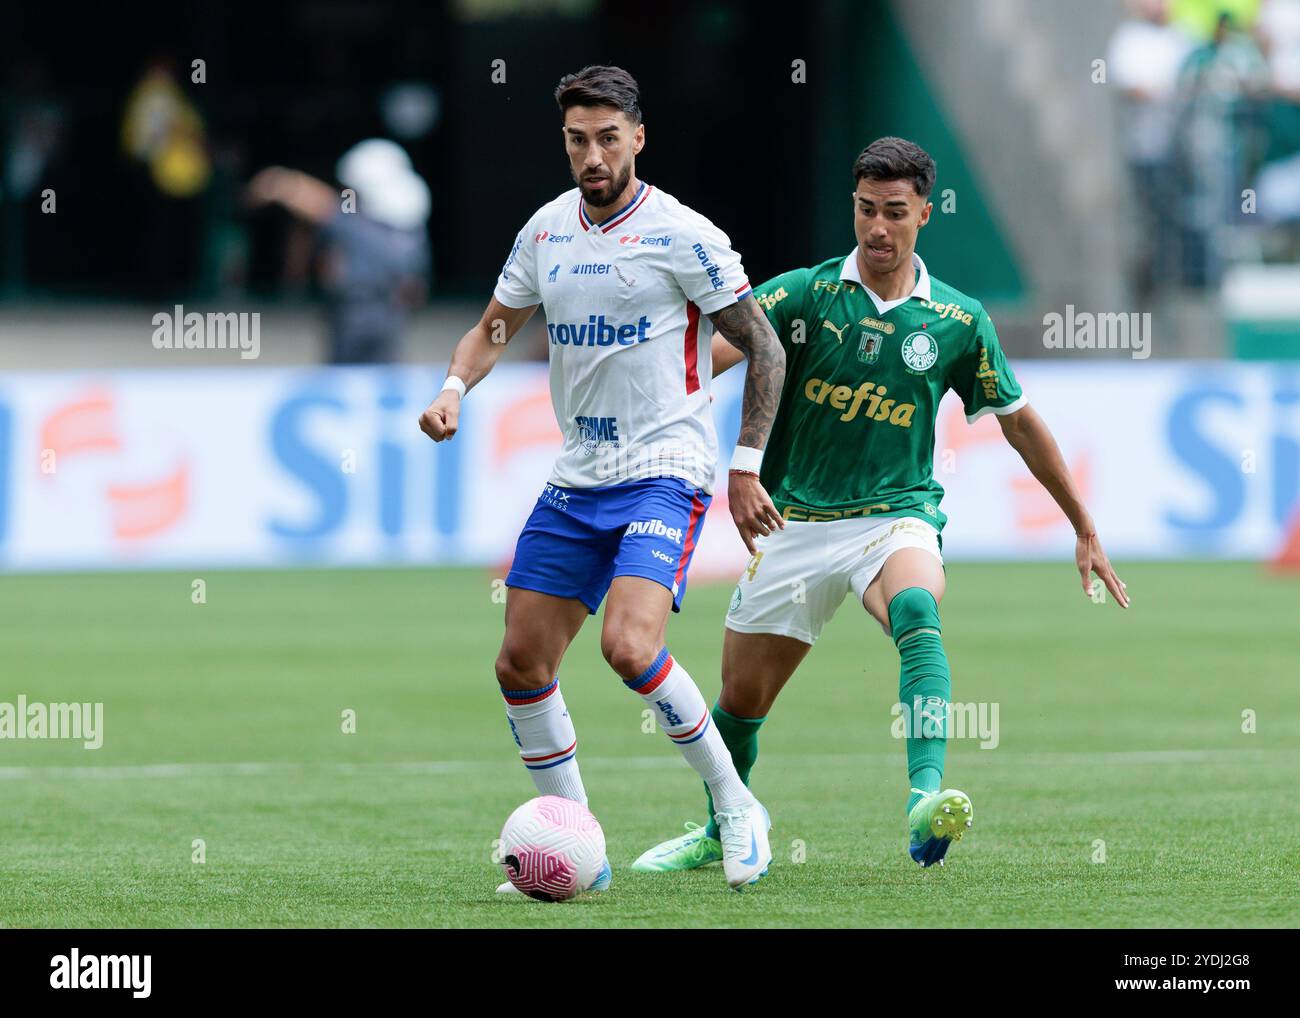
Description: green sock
xmin=703 ymin=702 xmax=765 ymax=839
xmin=889 ymin=588 xmax=951 ymax=817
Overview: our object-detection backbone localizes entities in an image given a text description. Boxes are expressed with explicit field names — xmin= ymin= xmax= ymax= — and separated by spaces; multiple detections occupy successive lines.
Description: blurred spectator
xmin=1172 ymin=0 xmax=1261 ymax=39
xmin=1108 ymin=0 xmax=1195 ymax=295
xmin=121 ymin=56 xmax=211 ymax=297
xmin=2 ymin=56 xmax=66 ymax=291
xmin=246 ymin=139 xmax=431 ymax=364
xmin=1258 ymin=0 xmax=1300 ymax=97
xmin=1173 ymin=11 xmax=1270 ymax=287
xmin=1250 ymin=0 xmax=1300 ymax=242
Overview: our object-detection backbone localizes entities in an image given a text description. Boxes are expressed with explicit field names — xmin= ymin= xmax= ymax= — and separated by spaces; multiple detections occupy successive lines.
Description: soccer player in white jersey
xmin=418 ymin=66 xmax=787 ymax=891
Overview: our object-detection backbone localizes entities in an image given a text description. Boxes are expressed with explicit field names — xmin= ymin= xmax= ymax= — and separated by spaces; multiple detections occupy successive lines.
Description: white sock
xmin=501 ymin=678 xmax=588 ymax=805
xmin=624 ymin=649 xmax=751 ymax=811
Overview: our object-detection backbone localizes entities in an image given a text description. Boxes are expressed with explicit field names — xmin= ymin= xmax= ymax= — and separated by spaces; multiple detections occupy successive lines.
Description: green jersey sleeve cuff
xmin=965 ymin=393 xmax=1027 ymax=424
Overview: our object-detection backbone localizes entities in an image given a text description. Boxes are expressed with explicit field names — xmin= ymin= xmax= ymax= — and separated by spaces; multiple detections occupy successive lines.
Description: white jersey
xmin=493 ymin=183 xmax=751 ymax=494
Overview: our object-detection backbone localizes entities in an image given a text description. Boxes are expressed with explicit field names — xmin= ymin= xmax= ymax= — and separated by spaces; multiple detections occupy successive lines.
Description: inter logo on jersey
xmin=901 ymin=331 xmax=939 ymax=373
xmin=548 ymin=264 xmax=560 ymax=283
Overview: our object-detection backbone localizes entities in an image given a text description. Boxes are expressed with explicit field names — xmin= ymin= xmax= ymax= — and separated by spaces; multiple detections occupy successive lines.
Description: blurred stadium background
xmin=2 ymin=0 xmax=1299 ymax=574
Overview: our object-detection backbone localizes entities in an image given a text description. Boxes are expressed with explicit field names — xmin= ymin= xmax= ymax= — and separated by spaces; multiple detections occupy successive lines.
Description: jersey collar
xmin=578 ymin=181 xmax=653 ymax=233
xmin=839 ymin=249 xmax=931 ymax=315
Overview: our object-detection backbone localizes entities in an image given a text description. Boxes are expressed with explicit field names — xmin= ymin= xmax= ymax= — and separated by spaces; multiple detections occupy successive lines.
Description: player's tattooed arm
xmin=708 ymin=299 xmax=787 ymax=554
xmin=707 ymin=299 xmax=785 ymax=448
xmin=419 ymin=297 xmax=538 ymax=442
xmin=998 ymin=405 xmax=1129 ymax=608
xmin=710 ymin=331 xmax=747 ymax=377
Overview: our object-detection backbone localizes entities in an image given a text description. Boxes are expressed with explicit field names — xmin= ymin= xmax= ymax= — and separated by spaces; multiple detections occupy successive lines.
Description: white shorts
xmin=724 ymin=515 xmax=943 ymax=645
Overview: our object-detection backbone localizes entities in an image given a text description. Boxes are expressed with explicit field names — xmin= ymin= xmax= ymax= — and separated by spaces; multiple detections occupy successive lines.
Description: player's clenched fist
xmin=418 ymin=392 xmax=460 ymax=442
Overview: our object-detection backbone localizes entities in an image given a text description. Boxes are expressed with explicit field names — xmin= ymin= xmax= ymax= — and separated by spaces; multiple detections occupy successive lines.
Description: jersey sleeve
xmin=753 ymin=268 xmax=811 ymax=351
xmin=670 ymin=216 xmax=751 ymax=315
xmin=492 ymin=222 xmax=541 ymax=308
xmin=949 ymin=307 xmax=1027 ymax=423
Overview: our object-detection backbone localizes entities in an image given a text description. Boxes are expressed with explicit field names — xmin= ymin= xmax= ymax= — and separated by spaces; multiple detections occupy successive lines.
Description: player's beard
xmin=577 ymin=163 xmax=631 ymax=212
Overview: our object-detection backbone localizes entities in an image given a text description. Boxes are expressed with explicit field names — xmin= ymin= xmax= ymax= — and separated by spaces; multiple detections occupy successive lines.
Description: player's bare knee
xmin=494 ymin=643 xmax=551 ymax=690
xmin=600 ymin=633 xmax=658 ymax=682
xmin=719 ymin=683 xmax=770 ymax=720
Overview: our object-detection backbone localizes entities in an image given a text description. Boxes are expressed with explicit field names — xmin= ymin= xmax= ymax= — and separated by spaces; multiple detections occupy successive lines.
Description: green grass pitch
xmin=0 ymin=562 xmax=1296 ymax=928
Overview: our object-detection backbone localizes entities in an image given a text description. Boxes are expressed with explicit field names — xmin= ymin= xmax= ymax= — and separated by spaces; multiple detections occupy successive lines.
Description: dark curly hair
xmin=852 ymin=137 xmax=936 ymax=199
xmin=555 ymin=65 xmax=642 ymax=124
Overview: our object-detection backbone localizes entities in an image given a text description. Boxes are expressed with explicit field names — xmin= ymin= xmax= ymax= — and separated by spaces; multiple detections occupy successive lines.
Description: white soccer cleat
xmin=714 ymin=797 xmax=772 ymax=890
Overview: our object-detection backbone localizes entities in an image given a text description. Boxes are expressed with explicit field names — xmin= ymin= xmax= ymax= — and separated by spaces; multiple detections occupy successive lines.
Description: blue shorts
xmin=506 ymin=477 xmax=712 ymax=614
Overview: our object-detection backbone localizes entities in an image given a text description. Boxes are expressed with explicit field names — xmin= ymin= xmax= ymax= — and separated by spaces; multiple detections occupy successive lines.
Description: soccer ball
xmin=498 ymin=795 xmax=605 ymax=901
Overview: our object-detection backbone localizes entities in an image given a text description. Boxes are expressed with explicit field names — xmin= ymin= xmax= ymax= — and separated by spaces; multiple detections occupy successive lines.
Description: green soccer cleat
xmin=908 ymin=788 xmax=973 ymax=867
xmin=631 ymin=822 xmax=724 ymax=872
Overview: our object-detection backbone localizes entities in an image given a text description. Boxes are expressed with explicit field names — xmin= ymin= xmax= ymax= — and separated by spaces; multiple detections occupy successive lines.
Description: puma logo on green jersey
xmin=803 ymin=377 xmax=916 ymax=428
xmin=821 ymin=320 xmax=848 ymax=343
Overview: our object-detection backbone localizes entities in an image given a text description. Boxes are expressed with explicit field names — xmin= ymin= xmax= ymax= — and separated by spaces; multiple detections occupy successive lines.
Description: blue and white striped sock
xmin=625 ymin=649 xmax=750 ymax=810
xmin=501 ymin=678 xmax=588 ymax=805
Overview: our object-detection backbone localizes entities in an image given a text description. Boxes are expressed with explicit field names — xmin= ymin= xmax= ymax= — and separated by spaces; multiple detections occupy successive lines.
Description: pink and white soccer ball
xmin=499 ymin=796 xmax=606 ymax=901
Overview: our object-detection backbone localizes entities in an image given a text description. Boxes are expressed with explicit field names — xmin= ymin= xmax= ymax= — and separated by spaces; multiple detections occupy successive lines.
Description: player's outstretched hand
xmin=728 ymin=471 xmax=784 ymax=556
xmin=418 ymin=392 xmax=460 ymax=442
xmin=1076 ymin=531 xmax=1128 ymax=608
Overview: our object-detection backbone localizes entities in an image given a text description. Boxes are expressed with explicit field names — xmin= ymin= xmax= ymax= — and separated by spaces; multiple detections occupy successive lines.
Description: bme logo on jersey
xmin=575 ymin=415 xmax=620 ymax=454
xmin=548 ymin=314 xmax=651 ymax=346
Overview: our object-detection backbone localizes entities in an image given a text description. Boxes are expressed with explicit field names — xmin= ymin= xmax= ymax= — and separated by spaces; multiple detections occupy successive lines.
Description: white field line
xmin=0 ymin=747 xmax=1287 ymax=781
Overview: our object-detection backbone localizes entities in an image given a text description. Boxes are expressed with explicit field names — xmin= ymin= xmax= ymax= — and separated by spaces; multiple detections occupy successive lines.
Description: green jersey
xmin=754 ymin=251 xmax=1024 ymax=530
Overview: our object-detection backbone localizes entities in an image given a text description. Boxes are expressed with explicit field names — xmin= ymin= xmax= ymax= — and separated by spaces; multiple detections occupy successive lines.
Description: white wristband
xmin=441 ymin=375 xmax=467 ymax=399
xmin=729 ymin=445 xmax=763 ymax=474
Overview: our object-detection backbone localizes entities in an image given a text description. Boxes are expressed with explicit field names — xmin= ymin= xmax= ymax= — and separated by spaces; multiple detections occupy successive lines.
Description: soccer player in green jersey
xmin=633 ymin=136 xmax=1129 ymax=871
